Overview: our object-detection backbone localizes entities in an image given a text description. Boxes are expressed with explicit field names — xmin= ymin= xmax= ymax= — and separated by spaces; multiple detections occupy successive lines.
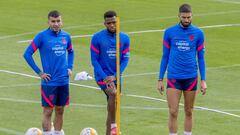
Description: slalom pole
xmin=116 ymin=16 xmax=121 ymax=135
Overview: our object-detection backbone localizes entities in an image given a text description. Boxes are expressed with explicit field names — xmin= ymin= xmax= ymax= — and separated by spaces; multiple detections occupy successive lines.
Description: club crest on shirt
xmin=62 ymin=37 xmax=67 ymax=45
xmin=189 ymin=35 xmax=194 ymax=41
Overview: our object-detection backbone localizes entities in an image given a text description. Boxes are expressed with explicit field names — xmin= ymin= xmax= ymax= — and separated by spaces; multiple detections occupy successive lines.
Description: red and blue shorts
xmin=96 ymin=80 xmax=120 ymax=99
xmin=167 ymin=77 xmax=198 ymax=91
xmin=41 ymin=84 xmax=69 ymax=107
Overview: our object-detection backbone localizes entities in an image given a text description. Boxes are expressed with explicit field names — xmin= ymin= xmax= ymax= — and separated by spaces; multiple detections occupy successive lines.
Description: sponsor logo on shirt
xmin=107 ymin=48 xmax=116 ymax=59
xmin=176 ymin=40 xmax=190 ymax=51
xmin=52 ymin=45 xmax=65 ymax=56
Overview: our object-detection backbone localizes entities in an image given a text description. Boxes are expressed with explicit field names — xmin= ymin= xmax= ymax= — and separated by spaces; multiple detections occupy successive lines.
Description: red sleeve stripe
xmin=197 ymin=43 xmax=204 ymax=51
xmin=91 ymin=44 xmax=100 ymax=53
xmin=31 ymin=41 xmax=37 ymax=52
xmin=67 ymin=44 xmax=72 ymax=51
xmin=163 ymin=40 xmax=170 ymax=49
xmin=122 ymin=48 xmax=129 ymax=54
xmin=97 ymin=81 xmax=106 ymax=85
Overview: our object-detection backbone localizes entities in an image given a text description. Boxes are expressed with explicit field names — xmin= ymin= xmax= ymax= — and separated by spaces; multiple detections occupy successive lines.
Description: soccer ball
xmin=80 ymin=127 xmax=98 ymax=135
xmin=25 ymin=127 xmax=42 ymax=135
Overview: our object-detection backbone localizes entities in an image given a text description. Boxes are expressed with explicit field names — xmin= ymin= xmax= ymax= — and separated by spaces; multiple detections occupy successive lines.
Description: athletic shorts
xmin=96 ymin=80 xmax=121 ymax=99
xmin=41 ymin=84 xmax=69 ymax=107
xmin=167 ymin=77 xmax=198 ymax=91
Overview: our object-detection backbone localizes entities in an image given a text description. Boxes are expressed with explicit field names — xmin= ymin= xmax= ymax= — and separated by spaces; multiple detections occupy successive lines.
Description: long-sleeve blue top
xmin=90 ymin=29 xmax=130 ymax=81
xmin=23 ymin=28 xmax=74 ymax=86
xmin=159 ymin=24 xmax=206 ymax=80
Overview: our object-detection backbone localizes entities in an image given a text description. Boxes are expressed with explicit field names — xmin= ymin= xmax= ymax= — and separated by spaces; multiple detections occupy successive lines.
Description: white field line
xmin=1 ymin=9 xmax=240 ymax=41
xmin=0 ymin=127 xmax=24 ymax=135
xmin=17 ymin=23 xmax=240 ymax=43
xmin=0 ymin=83 xmax=39 ymax=88
xmin=0 ymin=70 xmax=39 ymax=79
xmin=1 ymin=97 xmax=240 ymax=112
xmin=214 ymin=0 xmax=240 ymax=4
xmin=127 ymin=94 xmax=240 ymax=118
xmin=0 ymin=97 xmax=167 ymax=111
xmin=1 ymin=69 xmax=240 ymax=118
xmin=123 ymin=64 xmax=240 ymax=78
xmin=122 ymin=72 xmax=158 ymax=77
xmin=0 ymin=32 xmax=35 ymax=40
xmin=1 ymin=63 xmax=240 ymax=82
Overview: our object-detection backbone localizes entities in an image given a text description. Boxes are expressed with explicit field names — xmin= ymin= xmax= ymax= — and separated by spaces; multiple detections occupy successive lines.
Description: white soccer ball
xmin=80 ymin=127 xmax=98 ymax=135
xmin=25 ymin=127 xmax=42 ymax=135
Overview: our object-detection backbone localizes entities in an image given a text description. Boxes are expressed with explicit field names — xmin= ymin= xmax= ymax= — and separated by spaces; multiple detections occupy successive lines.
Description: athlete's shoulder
xmin=120 ymin=32 xmax=129 ymax=40
xmin=164 ymin=24 xmax=179 ymax=35
xmin=191 ymin=25 xmax=204 ymax=34
xmin=93 ymin=29 xmax=106 ymax=37
xmin=33 ymin=29 xmax=49 ymax=40
xmin=60 ymin=29 xmax=71 ymax=37
xmin=166 ymin=24 xmax=179 ymax=31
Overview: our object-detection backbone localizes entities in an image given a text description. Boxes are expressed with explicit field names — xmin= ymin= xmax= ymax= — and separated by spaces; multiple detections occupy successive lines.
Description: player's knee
xmin=108 ymin=90 xmax=116 ymax=98
xmin=43 ymin=107 xmax=53 ymax=117
xmin=169 ymin=108 xmax=178 ymax=118
xmin=184 ymin=107 xmax=193 ymax=117
xmin=55 ymin=107 xmax=64 ymax=116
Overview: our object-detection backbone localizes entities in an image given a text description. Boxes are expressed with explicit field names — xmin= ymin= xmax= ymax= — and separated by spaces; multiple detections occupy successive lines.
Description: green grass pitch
xmin=0 ymin=0 xmax=240 ymax=135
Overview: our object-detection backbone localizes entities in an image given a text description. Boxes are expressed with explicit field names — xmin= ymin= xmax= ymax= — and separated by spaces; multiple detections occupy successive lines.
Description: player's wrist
xmin=38 ymin=72 xmax=44 ymax=76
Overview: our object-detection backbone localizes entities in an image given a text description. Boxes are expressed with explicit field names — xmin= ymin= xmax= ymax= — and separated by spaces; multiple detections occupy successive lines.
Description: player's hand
xmin=200 ymin=80 xmax=207 ymax=95
xmin=39 ymin=72 xmax=51 ymax=82
xmin=104 ymin=76 xmax=116 ymax=83
xmin=106 ymin=82 xmax=116 ymax=95
xmin=157 ymin=80 xmax=165 ymax=95
xmin=68 ymin=69 xmax=72 ymax=76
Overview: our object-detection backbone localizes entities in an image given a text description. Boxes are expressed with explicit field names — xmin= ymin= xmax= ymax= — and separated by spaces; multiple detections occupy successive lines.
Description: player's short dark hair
xmin=179 ymin=4 xmax=192 ymax=13
xmin=104 ymin=10 xmax=117 ymax=19
xmin=48 ymin=10 xmax=61 ymax=18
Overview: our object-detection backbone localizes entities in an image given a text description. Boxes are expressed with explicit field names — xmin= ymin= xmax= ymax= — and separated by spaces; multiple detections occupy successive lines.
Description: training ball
xmin=80 ymin=127 xmax=98 ymax=135
xmin=25 ymin=127 xmax=42 ymax=135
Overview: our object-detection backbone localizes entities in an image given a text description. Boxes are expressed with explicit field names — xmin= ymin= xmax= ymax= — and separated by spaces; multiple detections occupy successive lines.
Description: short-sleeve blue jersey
xmin=159 ymin=24 xmax=206 ymax=80
xmin=90 ymin=29 xmax=130 ymax=81
xmin=23 ymin=28 xmax=74 ymax=86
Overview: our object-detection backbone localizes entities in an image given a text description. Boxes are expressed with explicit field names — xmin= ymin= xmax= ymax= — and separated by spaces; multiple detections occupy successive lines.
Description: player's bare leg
xmin=105 ymin=87 xmax=117 ymax=135
xmin=54 ymin=106 xmax=65 ymax=131
xmin=167 ymin=88 xmax=182 ymax=134
xmin=183 ymin=91 xmax=196 ymax=133
xmin=42 ymin=107 xmax=53 ymax=132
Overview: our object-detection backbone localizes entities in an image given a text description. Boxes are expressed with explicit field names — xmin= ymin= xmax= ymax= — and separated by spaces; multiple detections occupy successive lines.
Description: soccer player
xmin=90 ymin=10 xmax=130 ymax=135
xmin=157 ymin=4 xmax=207 ymax=135
xmin=23 ymin=10 xmax=74 ymax=135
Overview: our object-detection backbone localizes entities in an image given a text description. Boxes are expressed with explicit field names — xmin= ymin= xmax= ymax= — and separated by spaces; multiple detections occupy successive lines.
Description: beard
xmin=180 ymin=21 xmax=191 ymax=27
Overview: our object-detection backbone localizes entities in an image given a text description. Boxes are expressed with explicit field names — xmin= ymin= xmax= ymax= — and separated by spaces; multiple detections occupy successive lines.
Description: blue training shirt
xmin=90 ymin=29 xmax=130 ymax=81
xmin=159 ymin=24 xmax=206 ymax=80
xmin=23 ymin=28 xmax=74 ymax=86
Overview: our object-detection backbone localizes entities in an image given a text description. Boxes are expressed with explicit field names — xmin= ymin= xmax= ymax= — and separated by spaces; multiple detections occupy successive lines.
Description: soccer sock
xmin=169 ymin=133 xmax=177 ymax=135
xmin=111 ymin=123 xmax=117 ymax=129
xmin=184 ymin=131 xmax=192 ymax=135
xmin=53 ymin=130 xmax=63 ymax=135
xmin=42 ymin=131 xmax=52 ymax=135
